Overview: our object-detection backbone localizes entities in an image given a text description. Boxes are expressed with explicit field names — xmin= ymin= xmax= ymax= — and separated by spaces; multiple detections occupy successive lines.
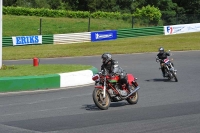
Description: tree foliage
xmin=3 ymin=0 xmax=200 ymax=15
xmin=2 ymin=0 xmax=200 ymax=25
xmin=134 ymin=5 xmax=161 ymax=25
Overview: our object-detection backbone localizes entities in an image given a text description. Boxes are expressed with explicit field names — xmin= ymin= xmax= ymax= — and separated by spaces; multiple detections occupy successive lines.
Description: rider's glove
xmin=156 ymin=57 xmax=159 ymax=62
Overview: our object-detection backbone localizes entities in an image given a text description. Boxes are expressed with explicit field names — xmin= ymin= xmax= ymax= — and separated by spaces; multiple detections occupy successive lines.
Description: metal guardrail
xmin=117 ymin=26 xmax=164 ymax=38
xmin=54 ymin=32 xmax=91 ymax=44
xmin=2 ymin=37 xmax=12 ymax=47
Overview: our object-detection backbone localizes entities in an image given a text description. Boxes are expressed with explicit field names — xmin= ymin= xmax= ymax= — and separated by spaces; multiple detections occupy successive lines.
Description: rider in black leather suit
xmin=101 ymin=53 xmax=132 ymax=92
xmin=156 ymin=47 xmax=170 ymax=77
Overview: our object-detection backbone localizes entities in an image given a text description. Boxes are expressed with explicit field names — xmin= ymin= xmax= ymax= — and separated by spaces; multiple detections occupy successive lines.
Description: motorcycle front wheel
xmin=126 ymin=86 xmax=139 ymax=104
xmin=172 ymin=71 xmax=178 ymax=82
xmin=93 ymin=88 xmax=110 ymax=110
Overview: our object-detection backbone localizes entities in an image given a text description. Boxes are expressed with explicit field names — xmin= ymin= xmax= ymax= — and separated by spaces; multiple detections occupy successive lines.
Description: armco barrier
xmin=117 ymin=26 xmax=164 ymax=38
xmin=0 ymin=67 xmax=98 ymax=93
xmin=54 ymin=32 xmax=91 ymax=44
xmin=2 ymin=26 xmax=165 ymax=46
xmin=2 ymin=37 xmax=12 ymax=47
xmin=42 ymin=35 xmax=54 ymax=44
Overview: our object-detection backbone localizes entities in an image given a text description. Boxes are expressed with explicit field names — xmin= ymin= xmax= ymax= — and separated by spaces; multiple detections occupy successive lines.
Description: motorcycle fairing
xmin=127 ymin=74 xmax=135 ymax=85
xmin=164 ymin=58 xmax=170 ymax=63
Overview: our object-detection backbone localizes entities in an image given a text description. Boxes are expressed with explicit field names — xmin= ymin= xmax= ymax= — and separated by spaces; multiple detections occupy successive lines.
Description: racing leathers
xmin=101 ymin=59 xmax=132 ymax=92
xmin=156 ymin=52 xmax=170 ymax=77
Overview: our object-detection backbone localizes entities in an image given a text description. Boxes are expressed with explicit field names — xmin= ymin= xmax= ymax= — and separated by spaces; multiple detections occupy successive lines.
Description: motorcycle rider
xmin=100 ymin=53 xmax=133 ymax=92
xmin=156 ymin=47 xmax=170 ymax=77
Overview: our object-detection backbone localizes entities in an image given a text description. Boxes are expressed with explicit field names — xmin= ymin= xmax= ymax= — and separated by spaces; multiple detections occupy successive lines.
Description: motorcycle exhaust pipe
xmin=125 ymin=86 xmax=140 ymax=98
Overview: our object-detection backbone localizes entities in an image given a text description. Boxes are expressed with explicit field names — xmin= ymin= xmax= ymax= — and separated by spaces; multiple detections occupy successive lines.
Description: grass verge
xmin=0 ymin=64 xmax=93 ymax=77
xmin=3 ymin=32 xmax=200 ymax=60
xmin=1 ymin=32 xmax=200 ymax=77
xmin=3 ymin=15 xmax=133 ymax=36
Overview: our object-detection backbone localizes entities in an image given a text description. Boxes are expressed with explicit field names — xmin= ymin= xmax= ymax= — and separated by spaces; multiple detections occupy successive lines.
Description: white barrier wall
xmin=54 ymin=32 xmax=91 ymax=44
xmin=59 ymin=70 xmax=94 ymax=87
xmin=164 ymin=23 xmax=200 ymax=35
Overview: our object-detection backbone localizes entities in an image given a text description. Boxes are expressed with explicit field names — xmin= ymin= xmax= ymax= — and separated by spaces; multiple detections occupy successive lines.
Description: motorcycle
xmin=156 ymin=51 xmax=178 ymax=82
xmin=92 ymin=71 xmax=140 ymax=110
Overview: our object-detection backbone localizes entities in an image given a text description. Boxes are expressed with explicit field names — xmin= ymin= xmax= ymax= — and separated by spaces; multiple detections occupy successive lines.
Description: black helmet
xmin=158 ymin=47 xmax=164 ymax=54
xmin=101 ymin=53 xmax=112 ymax=64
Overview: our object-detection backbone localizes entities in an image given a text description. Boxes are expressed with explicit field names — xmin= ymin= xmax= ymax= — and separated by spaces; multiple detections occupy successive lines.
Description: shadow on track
xmin=145 ymin=78 xmax=174 ymax=82
xmin=82 ymin=102 xmax=128 ymax=111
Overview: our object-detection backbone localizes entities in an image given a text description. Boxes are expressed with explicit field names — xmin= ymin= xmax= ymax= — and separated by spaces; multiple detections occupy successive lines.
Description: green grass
xmin=3 ymin=32 xmax=200 ymax=60
xmin=0 ymin=64 xmax=92 ymax=77
xmin=2 ymin=15 xmax=200 ymax=77
xmin=2 ymin=31 xmax=200 ymax=77
xmin=3 ymin=15 xmax=133 ymax=36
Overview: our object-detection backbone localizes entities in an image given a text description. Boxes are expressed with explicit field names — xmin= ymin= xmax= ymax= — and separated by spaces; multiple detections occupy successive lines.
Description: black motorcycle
xmin=156 ymin=52 xmax=178 ymax=82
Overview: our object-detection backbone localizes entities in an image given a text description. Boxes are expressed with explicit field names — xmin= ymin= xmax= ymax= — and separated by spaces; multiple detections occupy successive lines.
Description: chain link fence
xmin=3 ymin=14 xmax=200 ymax=37
xmin=162 ymin=14 xmax=200 ymax=25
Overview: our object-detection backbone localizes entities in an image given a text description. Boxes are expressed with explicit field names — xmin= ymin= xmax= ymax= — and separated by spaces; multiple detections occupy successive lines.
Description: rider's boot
xmin=162 ymin=72 xmax=168 ymax=77
xmin=161 ymin=67 xmax=166 ymax=77
xmin=162 ymin=72 xmax=166 ymax=77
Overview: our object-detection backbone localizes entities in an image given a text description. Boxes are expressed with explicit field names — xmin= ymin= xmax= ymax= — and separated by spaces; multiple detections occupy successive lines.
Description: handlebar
xmin=98 ymin=72 xmax=116 ymax=78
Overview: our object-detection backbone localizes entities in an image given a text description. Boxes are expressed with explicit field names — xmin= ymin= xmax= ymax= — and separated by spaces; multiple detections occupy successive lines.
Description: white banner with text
xmin=164 ymin=23 xmax=200 ymax=35
xmin=12 ymin=35 xmax=42 ymax=46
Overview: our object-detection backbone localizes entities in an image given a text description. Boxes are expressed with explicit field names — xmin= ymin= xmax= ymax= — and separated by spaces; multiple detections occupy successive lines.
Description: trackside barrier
xmin=54 ymin=32 xmax=91 ymax=44
xmin=164 ymin=23 xmax=200 ymax=35
xmin=5 ymin=24 xmax=199 ymax=46
xmin=2 ymin=37 xmax=12 ymax=47
xmin=91 ymin=30 xmax=117 ymax=42
xmin=2 ymin=35 xmax=53 ymax=47
xmin=0 ymin=74 xmax=60 ymax=92
xmin=2 ymin=26 xmax=165 ymax=46
xmin=42 ymin=35 xmax=54 ymax=44
xmin=117 ymin=26 xmax=164 ymax=38
xmin=0 ymin=67 xmax=98 ymax=93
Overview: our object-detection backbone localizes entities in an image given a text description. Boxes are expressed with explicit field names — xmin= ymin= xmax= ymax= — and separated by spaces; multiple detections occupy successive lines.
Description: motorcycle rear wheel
xmin=93 ymin=88 xmax=110 ymax=110
xmin=126 ymin=86 xmax=139 ymax=104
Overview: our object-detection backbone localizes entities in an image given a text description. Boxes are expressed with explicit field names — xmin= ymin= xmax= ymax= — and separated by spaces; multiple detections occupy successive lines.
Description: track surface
xmin=1 ymin=51 xmax=200 ymax=133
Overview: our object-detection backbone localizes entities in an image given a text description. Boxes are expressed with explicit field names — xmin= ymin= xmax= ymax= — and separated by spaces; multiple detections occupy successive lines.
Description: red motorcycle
xmin=92 ymin=72 xmax=140 ymax=110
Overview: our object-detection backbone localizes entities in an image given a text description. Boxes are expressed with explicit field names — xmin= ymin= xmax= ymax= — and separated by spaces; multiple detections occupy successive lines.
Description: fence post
xmin=88 ymin=17 xmax=91 ymax=32
xmin=39 ymin=18 xmax=42 ymax=35
xmin=132 ymin=16 xmax=134 ymax=28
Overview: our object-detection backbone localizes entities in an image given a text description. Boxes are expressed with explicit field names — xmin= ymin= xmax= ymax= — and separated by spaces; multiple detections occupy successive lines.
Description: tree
xmin=173 ymin=0 xmax=200 ymax=24
xmin=3 ymin=0 xmax=17 ymax=6
xmin=158 ymin=0 xmax=177 ymax=25
xmin=134 ymin=5 xmax=162 ymax=26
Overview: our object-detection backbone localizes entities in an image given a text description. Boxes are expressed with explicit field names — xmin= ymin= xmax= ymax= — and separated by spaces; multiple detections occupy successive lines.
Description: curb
xmin=0 ymin=67 xmax=98 ymax=93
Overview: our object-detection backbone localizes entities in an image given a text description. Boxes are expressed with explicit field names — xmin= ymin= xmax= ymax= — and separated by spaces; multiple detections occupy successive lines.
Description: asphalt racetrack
xmin=1 ymin=51 xmax=200 ymax=133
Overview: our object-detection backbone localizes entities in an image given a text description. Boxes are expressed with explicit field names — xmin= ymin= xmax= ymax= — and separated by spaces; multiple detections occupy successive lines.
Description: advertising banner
xmin=12 ymin=35 xmax=42 ymax=46
xmin=164 ymin=23 xmax=200 ymax=35
xmin=91 ymin=30 xmax=117 ymax=42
